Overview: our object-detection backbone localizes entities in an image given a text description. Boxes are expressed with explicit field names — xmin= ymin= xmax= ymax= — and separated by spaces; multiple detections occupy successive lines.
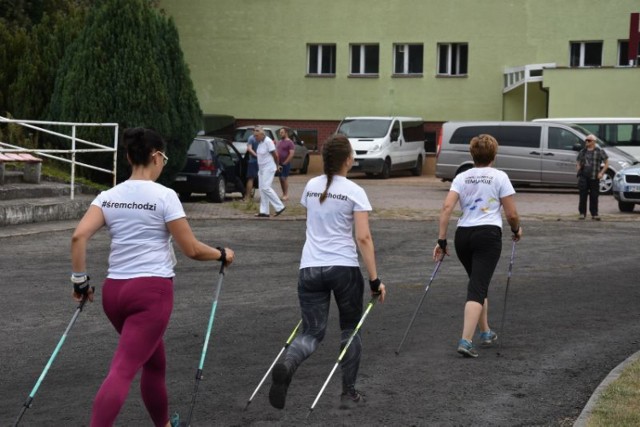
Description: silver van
xmin=337 ymin=116 xmax=425 ymax=178
xmin=435 ymin=121 xmax=638 ymax=194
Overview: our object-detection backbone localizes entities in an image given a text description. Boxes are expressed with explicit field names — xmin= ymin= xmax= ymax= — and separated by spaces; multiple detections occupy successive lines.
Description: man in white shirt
xmin=255 ymin=127 xmax=286 ymax=217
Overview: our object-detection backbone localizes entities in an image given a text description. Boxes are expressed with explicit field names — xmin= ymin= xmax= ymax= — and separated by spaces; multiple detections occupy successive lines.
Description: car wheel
xmin=455 ymin=164 xmax=472 ymax=176
xmin=411 ymin=155 xmax=423 ymax=176
xmin=618 ymin=200 xmax=635 ymax=212
xmin=379 ymin=158 xmax=391 ymax=179
xmin=206 ymin=177 xmax=226 ymax=203
xmin=179 ymin=192 xmax=191 ymax=202
xmin=300 ymin=156 xmax=309 ymax=174
xmin=599 ymin=170 xmax=614 ymax=194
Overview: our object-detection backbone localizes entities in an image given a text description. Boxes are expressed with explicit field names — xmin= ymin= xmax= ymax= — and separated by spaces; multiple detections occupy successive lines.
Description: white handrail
xmin=0 ymin=116 xmax=118 ymax=199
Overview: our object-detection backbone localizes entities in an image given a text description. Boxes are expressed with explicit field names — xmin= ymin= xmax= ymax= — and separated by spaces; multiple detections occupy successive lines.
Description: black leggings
xmin=454 ymin=225 xmax=502 ymax=304
xmin=284 ymin=266 xmax=364 ymax=389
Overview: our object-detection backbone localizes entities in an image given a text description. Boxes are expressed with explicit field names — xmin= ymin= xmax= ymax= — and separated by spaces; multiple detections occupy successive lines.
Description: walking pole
xmin=497 ymin=240 xmax=516 ymax=357
xmin=14 ymin=289 xmax=93 ymax=427
xmin=183 ymin=263 xmax=226 ymax=427
xmin=244 ymin=319 xmax=302 ymax=410
xmin=306 ymin=294 xmax=380 ymax=420
xmin=395 ymin=255 xmax=445 ymax=355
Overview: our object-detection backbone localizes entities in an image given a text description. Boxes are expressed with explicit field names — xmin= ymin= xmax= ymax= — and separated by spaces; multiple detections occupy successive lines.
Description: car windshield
xmin=337 ymin=119 xmax=391 ymax=138
xmin=187 ymin=139 xmax=213 ymax=157
xmin=568 ymin=124 xmax=609 ymax=147
xmin=233 ymin=129 xmax=254 ymax=142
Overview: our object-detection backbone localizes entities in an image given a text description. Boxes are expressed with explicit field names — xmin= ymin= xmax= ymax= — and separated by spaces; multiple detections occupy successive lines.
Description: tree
xmin=48 ymin=0 xmax=201 ymax=184
xmin=9 ymin=7 xmax=88 ymax=120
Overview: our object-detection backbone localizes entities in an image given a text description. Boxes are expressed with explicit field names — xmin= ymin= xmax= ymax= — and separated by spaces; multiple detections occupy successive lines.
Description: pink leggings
xmin=91 ymin=277 xmax=173 ymax=427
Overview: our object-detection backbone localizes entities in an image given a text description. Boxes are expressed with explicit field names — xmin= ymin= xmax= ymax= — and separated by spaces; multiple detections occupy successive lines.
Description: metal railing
xmin=0 ymin=116 xmax=119 ymax=199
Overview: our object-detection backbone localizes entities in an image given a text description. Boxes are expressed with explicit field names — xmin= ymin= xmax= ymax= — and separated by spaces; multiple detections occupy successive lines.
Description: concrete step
xmin=0 ymin=181 xmax=75 ymax=200
xmin=0 ymin=195 xmax=94 ymax=226
xmin=0 ymin=181 xmax=97 ymax=226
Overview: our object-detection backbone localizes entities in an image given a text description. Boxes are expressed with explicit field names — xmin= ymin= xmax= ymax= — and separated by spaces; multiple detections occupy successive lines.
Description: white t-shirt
xmin=451 ymin=167 xmax=515 ymax=228
xmin=299 ymin=175 xmax=372 ymax=268
xmin=257 ymin=137 xmax=277 ymax=171
xmin=91 ymin=180 xmax=186 ymax=279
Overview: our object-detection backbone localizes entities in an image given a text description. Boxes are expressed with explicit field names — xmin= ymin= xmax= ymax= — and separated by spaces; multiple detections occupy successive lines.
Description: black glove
xmin=71 ymin=273 xmax=91 ymax=296
xmin=369 ymin=277 xmax=381 ymax=293
xmin=216 ymin=247 xmax=227 ymax=264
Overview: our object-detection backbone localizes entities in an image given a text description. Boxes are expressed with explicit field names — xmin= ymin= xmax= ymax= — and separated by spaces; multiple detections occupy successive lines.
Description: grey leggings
xmin=283 ymin=266 xmax=364 ymax=389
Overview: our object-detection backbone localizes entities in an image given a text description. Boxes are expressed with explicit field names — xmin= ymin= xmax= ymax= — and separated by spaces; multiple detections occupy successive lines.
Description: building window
xmin=350 ymin=44 xmax=379 ymax=75
xmin=570 ymin=41 xmax=603 ymax=67
xmin=307 ymin=44 xmax=336 ymax=75
xmin=393 ymin=43 xmax=423 ymax=75
xmin=618 ymin=40 xmax=640 ymax=66
xmin=437 ymin=43 xmax=468 ymax=76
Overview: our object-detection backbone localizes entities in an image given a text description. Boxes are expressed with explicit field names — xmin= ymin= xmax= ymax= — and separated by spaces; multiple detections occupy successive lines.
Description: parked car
xmin=171 ymin=137 xmax=245 ymax=203
xmin=232 ymin=124 xmax=310 ymax=173
xmin=612 ymin=165 xmax=640 ymax=212
xmin=336 ymin=116 xmax=425 ymax=178
xmin=436 ymin=121 xmax=638 ymax=194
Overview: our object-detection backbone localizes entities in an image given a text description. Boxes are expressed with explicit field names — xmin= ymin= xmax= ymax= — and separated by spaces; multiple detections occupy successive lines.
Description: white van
xmin=336 ymin=116 xmax=425 ymax=178
xmin=436 ymin=121 xmax=638 ymax=194
xmin=534 ymin=118 xmax=640 ymax=161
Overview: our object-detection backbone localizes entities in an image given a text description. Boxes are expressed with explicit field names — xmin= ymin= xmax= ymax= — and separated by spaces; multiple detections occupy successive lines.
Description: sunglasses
xmin=154 ymin=151 xmax=169 ymax=165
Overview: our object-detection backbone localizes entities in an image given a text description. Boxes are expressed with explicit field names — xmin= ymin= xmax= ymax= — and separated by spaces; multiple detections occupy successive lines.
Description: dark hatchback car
xmin=171 ymin=137 xmax=245 ymax=203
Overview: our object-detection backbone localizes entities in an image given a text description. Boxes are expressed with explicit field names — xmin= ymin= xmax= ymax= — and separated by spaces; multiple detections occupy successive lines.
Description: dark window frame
xmin=307 ymin=44 xmax=337 ymax=75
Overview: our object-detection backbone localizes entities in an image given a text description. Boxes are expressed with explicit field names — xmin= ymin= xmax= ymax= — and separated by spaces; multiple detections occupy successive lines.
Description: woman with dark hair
xmin=268 ymin=134 xmax=386 ymax=410
xmin=70 ymin=127 xmax=235 ymax=427
xmin=433 ymin=134 xmax=522 ymax=358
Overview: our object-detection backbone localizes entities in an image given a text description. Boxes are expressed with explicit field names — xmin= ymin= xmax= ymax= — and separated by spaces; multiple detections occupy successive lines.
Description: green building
xmin=158 ymin=0 xmax=639 ymax=148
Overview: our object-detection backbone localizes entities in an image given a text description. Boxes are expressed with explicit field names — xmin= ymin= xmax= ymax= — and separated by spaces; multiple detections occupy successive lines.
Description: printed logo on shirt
xmin=101 ymin=200 xmax=157 ymax=211
xmin=465 ymin=175 xmax=494 ymax=185
xmin=306 ymin=191 xmax=349 ymax=201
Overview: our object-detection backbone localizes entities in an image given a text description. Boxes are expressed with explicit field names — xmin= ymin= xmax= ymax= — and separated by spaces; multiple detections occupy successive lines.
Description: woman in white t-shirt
xmin=268 ymin=134 xmax=386 ymax=410
xmin=433 ymin=134 xmax=522 ymax=359
xmin=70 ymin=127 xmax=235 ymax=427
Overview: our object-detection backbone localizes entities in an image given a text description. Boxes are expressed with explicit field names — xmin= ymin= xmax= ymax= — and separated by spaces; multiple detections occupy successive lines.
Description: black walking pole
xmin=14 ymin=290 xmax=93 ymax=427
xmin=395 ymin=255 xmax=445 ymax=355
xmin=182 ymin=262 xmax=226 ymax=427
xmin=244 ymin=319 xmax=302 ymax=410
xmin=497 ymin=240 xmax=516 ymax=357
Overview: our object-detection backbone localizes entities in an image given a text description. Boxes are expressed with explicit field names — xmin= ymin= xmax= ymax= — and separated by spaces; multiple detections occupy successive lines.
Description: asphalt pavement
xmin=1 ymin=173 xmax=639 ymax=426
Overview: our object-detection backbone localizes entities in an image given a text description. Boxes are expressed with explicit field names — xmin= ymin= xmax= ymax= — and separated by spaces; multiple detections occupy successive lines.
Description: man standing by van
xmin=576 ymin=134 xmax=608 ymax=221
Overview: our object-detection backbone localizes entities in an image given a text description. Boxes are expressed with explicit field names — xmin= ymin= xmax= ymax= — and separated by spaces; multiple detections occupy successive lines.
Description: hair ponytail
xmin=320 ymin=134 xmax=352 ymax=203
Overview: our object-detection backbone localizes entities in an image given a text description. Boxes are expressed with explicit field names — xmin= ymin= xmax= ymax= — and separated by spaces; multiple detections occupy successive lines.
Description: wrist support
xmin=437 ymin=239 xmax=447 ymax=250
xmin=71 ymin=273 xmax=90 ymax=295
xmin=369 ymin=277 xmax=381 ymax=292
xmin=216 ymin=246 xmax=226 ymax=264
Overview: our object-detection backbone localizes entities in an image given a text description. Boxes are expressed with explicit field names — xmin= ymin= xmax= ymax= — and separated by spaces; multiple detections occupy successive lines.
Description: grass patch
xmin=587 ymin=356 xmax=640 ymax=426
xmin=228 ymin=198 xmax=307 ymax=216
xmin=42 ymin=163 xmax=109 ymax=192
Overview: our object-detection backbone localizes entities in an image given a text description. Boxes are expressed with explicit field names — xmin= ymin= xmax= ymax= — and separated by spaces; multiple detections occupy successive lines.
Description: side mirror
xmin=572 ymin=143 xmax=582 ymax=152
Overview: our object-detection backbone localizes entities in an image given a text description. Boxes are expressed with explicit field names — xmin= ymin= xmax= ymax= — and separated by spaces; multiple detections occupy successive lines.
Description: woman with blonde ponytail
xmin=268 ymin=134 xmax=386 ymax=410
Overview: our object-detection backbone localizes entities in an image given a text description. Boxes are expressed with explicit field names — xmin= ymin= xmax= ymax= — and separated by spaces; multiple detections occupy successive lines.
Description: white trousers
xmin=258 ymin=167 xmax=285 ymax=215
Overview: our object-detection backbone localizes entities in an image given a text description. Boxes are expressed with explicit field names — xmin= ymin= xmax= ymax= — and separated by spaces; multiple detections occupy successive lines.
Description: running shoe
xmin=457 ymin=339 xmax=478 ymax=358
xmin=339 ymin=386 xmax=365 ymax=409
xmin=269 ymin=363 xmax=292 ymax=409
xmin=479 ymin=330 xmax=498 ymax=347
xmin=169 ymin=412 xmax=180 ymax=427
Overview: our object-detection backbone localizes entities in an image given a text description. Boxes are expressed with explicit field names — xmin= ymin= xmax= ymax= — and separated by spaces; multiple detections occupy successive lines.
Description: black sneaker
xmin=339 ymin=387 xmax=365 ymax=409
xmin=269 ymin=363 xmax=292 ymax=409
